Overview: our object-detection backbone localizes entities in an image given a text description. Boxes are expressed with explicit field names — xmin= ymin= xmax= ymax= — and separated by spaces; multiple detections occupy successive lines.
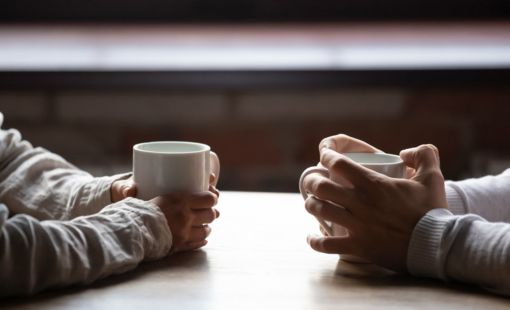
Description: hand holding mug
xmin=111 ymin=177 xmax=137 ymax=203
xmin=300 ymin=151 xmax=406 ymax=264
xmin=319 ymin=134 xmax=417 ymax=179
xmin=302 ymin=143 xmax=447 ymax=272
xmin=110 ymin=141 xmax=222 ymax=253
xmin=319 ymin=134 xmax=382 ymax=154
xmin=111 ymin=177 xmax=220 ymax=253
xmin=151 ymin=190 xmax=219 ymax=252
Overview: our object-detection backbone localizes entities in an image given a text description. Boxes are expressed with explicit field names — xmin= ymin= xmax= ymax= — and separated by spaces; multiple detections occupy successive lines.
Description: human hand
xmin=111 ymin=177 xmax=137 ymax=203
xmin=319 ymin=134 xmax=382 ymax=154
xmin=309 ymin=134 xmax=382 ymax=228
xmin=151 ymin=187 xmax=220 ymax=253
xmin=111 ymin=173 xmax=220 ymax=252
xmin=302 ymin=144 xmax=447 ymax=272
xmin=111 ymin=172 xmax=219 ymax=203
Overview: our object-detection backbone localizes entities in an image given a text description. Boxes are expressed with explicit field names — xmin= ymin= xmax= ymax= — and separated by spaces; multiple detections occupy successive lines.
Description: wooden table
xmin=3 ymin=191 xmax=510 ymax=309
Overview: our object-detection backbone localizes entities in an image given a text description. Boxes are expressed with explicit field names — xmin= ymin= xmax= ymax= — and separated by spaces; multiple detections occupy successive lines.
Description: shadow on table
xmin=2 ymin=249 xmax=209 ymax=307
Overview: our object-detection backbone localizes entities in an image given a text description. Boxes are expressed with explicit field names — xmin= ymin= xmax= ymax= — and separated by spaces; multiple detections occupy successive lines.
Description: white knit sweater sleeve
xmin=407 ymin=169 xmax=510 ymax=296
xmin=445 ymin=169 xmax=510 ymax=222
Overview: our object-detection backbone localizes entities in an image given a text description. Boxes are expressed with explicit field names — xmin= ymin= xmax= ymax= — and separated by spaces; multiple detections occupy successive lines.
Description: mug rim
xmin=133 ymin=141 xmax=210 ymax=154
xmin=343 ymin=152 xmax=403 ymax=165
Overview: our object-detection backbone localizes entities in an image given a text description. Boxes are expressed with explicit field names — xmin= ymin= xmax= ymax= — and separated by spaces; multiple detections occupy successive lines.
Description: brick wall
xmin=1 ymin=87 xmax=509 ymax=192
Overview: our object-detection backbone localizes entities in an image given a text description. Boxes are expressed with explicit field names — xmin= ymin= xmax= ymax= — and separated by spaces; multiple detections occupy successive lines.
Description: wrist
xmin=406 ymin=208 xmax=455 ymax=280
xmin=445 ymin=181 xmax=468 ymax=215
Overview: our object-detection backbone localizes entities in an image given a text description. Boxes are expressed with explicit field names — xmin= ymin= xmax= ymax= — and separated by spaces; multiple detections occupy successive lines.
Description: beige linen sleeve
xmin=0 ymin=198 xmax=172 ymax=297
xmin=0 ymin=116 xmax=172 ymax=297
xmin=0 ymin=125 xmax=131 ymax=220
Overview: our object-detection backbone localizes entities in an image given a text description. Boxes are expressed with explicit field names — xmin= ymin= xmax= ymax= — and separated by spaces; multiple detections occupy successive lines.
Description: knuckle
xmin=428 ymin=144 xmax=439 ymax=154
xmin=417 ymin=144 xmax=440 ymax=162
xmin=367 ymin=174 xmax=384 ymax=187
xmin=418 ymin=144 xmax=437 ymax=156
xmin=201 ymin=226 xmax=211 ymax=239
xmin=331 ymin=157 xmax=348 ymax=172
xmin=305 ymin=197 xmax=319 ymax=215
xmin=319 ymin=137 xmax=329 ymax=147
xmin=313 ymin=179 xmax=331 ymax=197
xmin=335 ymin=133 xmax=348 ymax=140
xmin=304 ymin=197 xmax=315 ymax=211
xmin=305 ymin=198 xmax=324 ymax=216
xmin=205 ymin=210 xmax=216 ymax=222
xmin=207 ymin=193 xmax=218 ymax=206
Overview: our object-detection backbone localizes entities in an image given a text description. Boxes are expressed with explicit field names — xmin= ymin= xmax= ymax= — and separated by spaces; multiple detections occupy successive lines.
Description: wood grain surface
xmin=3 ymin=191 xmax=509 ymax=309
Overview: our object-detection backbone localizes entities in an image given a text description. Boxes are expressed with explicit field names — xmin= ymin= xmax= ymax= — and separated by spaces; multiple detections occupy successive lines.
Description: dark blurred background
xmin=1 ymin=1 xmax=510 ymax=192
xmin=2 ymin=0 xmax=510 ymax=22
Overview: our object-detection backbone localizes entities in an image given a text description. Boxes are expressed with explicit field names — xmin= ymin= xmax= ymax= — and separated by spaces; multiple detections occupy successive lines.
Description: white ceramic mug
xmin=299 ymin=152 xmax=405 ymax=263
xmin=133 ymin=141 xmax=220 ymax=200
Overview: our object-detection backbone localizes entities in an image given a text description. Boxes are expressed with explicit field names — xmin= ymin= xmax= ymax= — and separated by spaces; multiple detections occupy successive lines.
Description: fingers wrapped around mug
xmin=111 ymin=177 xmax=137 ymax=202
xmin=192 ymin=208 xmax=220 ymax=225
xmin=189 ymin=225 xmax=212 ymax=242
xmin=304 ymin=196 xmax=358 ymax=231
xmin=174 ymin=224 xmax=212 ymax=252
xmin=307 ymin=234 xmax=354 ymax=255
xmin=400 ymin=144 xmax=444 ymax=187
xmin=209 ymin=184 xmax=220 ymax=198
xmin=152 ymin=190 xmax=220 ymax=253
xmin=301 ymin=172 xmax=360 ymax=212
xmin=189 ymin=191 xmax=220 ymax=224
xmin=188 ymin=191 xmax=219 ymax=208
xmin=319 ymin=148 xmax=383 ymax=190
xmin=319 ymin=134 xmax=382 ymax=154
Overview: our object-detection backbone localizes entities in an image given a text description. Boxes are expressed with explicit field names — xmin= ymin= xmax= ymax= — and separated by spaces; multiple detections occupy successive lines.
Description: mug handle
xmin=210 ymin=151 xmax=221 ymax=187
xmin=299 ymin=166 xmax=334 ymax=236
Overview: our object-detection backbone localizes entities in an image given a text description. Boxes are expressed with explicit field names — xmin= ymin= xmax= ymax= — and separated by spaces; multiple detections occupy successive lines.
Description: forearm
xmin=445 ymin=169 xmax=510 ymax=222
xmin=407 ymin=209 xmax=510 ymax=296
xmin=0 ymin=199 xmax=172 ymax=297
xmin=0 ymin=127 xmax=129 ymax=220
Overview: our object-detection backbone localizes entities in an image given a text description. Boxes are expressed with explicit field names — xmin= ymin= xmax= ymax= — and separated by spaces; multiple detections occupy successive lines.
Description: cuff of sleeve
xmin=445 ymin=182 xmax=467 ymax=215
xmin=407 ymin=208 xmax=455 ymax=280
xmin=104 ymin=197 xmax=173 ymax=260
xmin=92 ymin=172 xmax=133 ymax=211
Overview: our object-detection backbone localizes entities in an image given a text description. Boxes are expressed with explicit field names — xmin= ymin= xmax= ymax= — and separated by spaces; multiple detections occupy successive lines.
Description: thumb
xmin=400 ymin=144 xmax=441 ymax=182
xmin=121 ymin=179 xmax=137 ymax=198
